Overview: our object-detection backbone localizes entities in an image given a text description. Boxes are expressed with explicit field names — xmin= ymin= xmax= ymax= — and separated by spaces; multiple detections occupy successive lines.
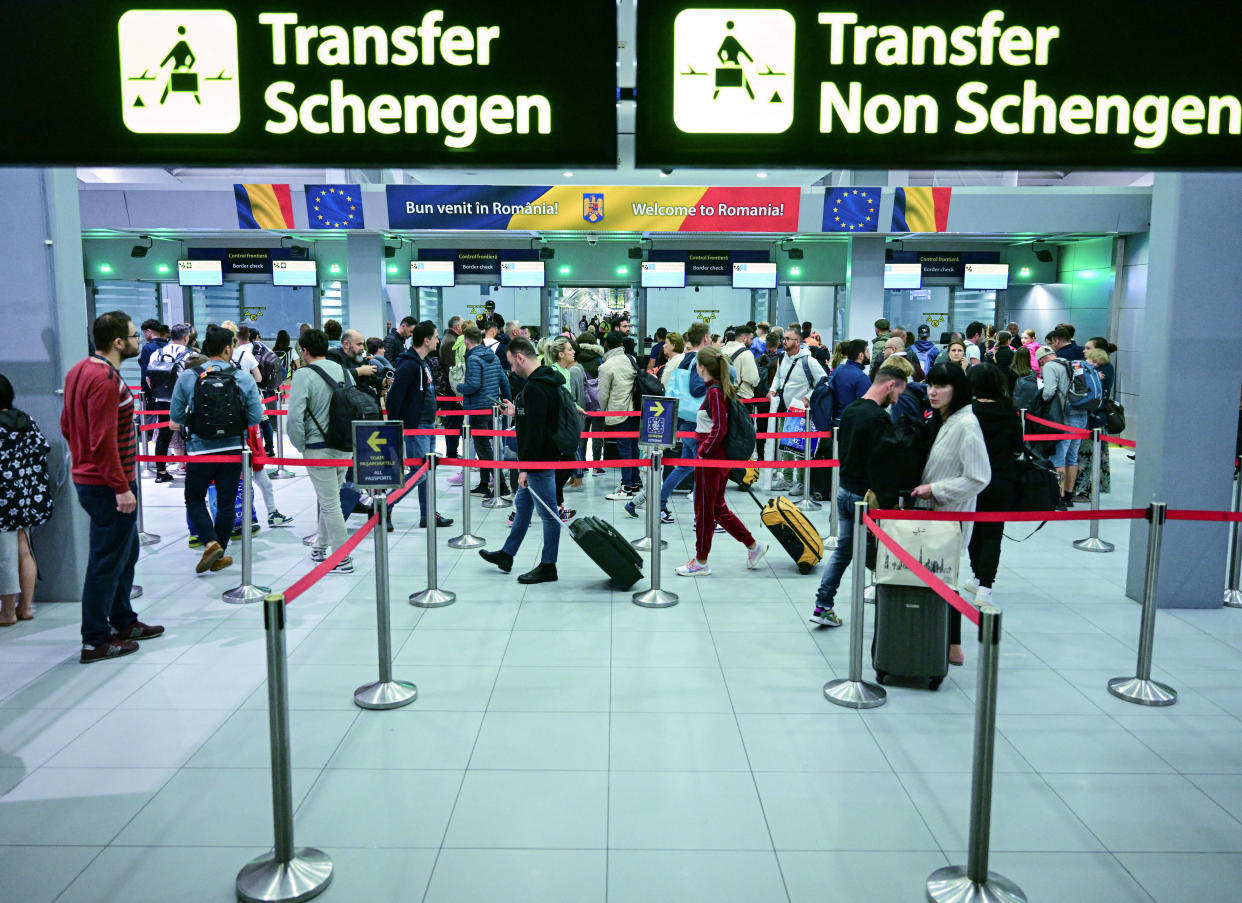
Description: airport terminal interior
xmin=4 ymin=3 xmax=1242 ymax=902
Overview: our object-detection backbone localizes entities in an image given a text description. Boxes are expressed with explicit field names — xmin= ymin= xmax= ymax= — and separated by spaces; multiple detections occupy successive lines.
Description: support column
xmin=845 ymin=235 xmax=885 ymax=342
xmin=345 ymin=232 xmax=385 ymax=338
xmin=2 ymin=168 xmax=91 ymax=603
xmin=1126 ymin=173 xmax=1242 ymax=608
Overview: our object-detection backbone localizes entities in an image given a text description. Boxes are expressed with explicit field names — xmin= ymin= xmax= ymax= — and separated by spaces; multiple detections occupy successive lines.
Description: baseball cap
xmin=1035 ymin=345 xmax=1055 ymax=359
xmin=917 ymin=324 xmax=930 ymax=338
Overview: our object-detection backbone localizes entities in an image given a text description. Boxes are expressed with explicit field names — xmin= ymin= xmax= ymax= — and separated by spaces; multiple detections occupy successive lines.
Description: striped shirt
xmin=61 ymin=356 xmax=136 ymax=492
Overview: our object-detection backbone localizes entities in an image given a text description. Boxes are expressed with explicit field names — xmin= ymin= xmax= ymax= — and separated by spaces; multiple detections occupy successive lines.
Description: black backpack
xmin=552 ymin=385 xmax=584 ymax=456
xmin=632 ymin=361 xmax=666 ymax=410
xmin=186 ymin=366 xmax=247 ymax=440
xmin=250 ymin=342 xmax=286 ymax=395
xmin=305 ymin=364 xmax=381 ymax=452
xmin=145 ymin=349 xmax=185 ymax=401
xmin=722 ymin=391 xmax=756 ymax=461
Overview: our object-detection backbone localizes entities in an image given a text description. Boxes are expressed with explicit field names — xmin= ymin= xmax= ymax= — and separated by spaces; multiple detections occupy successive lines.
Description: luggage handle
xmin=524 ymin=479 xmax=565 ymax=530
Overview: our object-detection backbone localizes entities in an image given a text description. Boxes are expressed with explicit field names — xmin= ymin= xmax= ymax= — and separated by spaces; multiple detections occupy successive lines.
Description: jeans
xmin=308 ymin=450 xmax=351 ymax=552
xmin=814 ymin=488 xmax=864 ymax=609
xmin=185 ymin=460 xmax=242 ymax=550
xmin=404 ymin=434 xmax=431 ymax=521
xmin=470 ymin=413 xmax=504 ymax=487
xmin=608 ymin=418 xmax=639 ymax=488
xmin=660 ymin=427 xmax=699 ymax=509
xmin=74 ymin=481 xmax=139 ymax=645
xmin=501 ymin=470 xmax=560 ymax=564
xmin=582 ymin=417 xmax=605 ymax=464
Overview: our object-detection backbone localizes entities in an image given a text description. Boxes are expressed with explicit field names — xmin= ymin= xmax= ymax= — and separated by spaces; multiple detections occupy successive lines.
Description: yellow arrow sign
xmin=650 ymin=401 xmax=664 ymax=416
xmin=366 ymin=431 xmax=387 ymax=453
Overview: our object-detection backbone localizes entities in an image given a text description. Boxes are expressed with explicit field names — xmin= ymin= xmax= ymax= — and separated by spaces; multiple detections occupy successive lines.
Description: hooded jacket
xmin=575 ymin=338 xmax=605 ymax=379
xmin=387 ymin=348 xmax=436 ymax=428
xmin=911 ymin=338 xmax=940 ymax=373
xmin=597 ymin=346 xmax=637 ymax=426
xmin=971 ymin=400 xmax=1023 ymax=492
xmin=458 ymin=343 xmax=511 ymax=409
xmin=0 ymin=408 xmax=52 ymax=531
xmin=514 ymin=365 xmax=563 ymax=463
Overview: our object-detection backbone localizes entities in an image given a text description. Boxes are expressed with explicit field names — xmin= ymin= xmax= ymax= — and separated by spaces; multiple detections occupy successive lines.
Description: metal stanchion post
xmin=224 ymin=447 xmax=271 ymax=604
xmin=236 ymin=593 xmax=333 ymax=903
xmin=633 ymin=450 xmax=679 ymax=608
xmin=1224 ymin=474 xmax=1242 ymax=608
xmin=926 ymin=606 xmax=1027 ymax=903
xmin=138 ymin=398 xmax=155 ymax=477
xmin=794 ymin=435 xmax=822 ymax=511
xmin=270 ymin=392 xmax=295 ymax=480
xmin=1074 ymin=428 xmax=1114 ymax=553
xmin=1109 ymin=502 xmax=1177 ymax=706
xmin=481 ymin=403 xmax=512 ymax=510
xmin=133 ymin=421 xmax=159 ymax=546
xmin=823 ymin=501 xmax=887 ymax=708
xmin=824 ymin=432 xmax=840 ymax=551
xmin=355 ymin=501 xmax=418 ymax=709
xmin=410 ymin=452 xmax=456 ymax=608
xmin=631 ymin=451 xmax=668 ymax=552
xmin=761 ymin=397 xmax=778 ymax=492
xmin=449 ymin=420 xmax=486 ymax=549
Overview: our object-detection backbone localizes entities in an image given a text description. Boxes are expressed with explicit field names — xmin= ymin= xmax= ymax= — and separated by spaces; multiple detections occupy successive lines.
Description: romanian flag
xmin=234 ymin=184 xmax=295 ymax=230
xmin=891 ymin=187 xmax=952 ymax=233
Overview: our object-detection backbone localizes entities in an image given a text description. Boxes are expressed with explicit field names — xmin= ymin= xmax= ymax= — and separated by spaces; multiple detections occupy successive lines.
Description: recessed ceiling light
xmin=756 ymin=172 xmax=768 ymax=178
xmin=562 ymin=171 xmax=573 ymax=178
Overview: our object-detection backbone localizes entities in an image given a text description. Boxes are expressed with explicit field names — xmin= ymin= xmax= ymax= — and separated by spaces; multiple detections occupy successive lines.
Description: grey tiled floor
xmin=3 ymin=454 xmax=1242 ymax=902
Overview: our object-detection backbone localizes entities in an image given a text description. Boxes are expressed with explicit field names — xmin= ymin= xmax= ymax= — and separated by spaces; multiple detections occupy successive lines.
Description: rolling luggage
xmin=872 ymin=583 xmax=949 ymax=691
xmin=530 ymin=489 xmax=643 ymax=589
xmin=747 ymin=488 xmax=822 ymax=574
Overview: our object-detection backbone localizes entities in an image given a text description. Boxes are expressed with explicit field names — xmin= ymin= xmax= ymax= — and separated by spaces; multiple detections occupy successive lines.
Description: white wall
xmin=645 ymin=286 xmax=753 ymax=334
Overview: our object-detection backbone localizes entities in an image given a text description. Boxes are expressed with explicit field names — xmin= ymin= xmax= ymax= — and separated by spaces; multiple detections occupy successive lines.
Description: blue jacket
xmin=170 ymin=360 xmax=264 ymax=453
xmin=387 ymin=349 xmax=436 ymax=428
xmin=831 ymin=360 xmax=871 ymax=416
xmin=457 ymin=344 xmax=511 ymax=410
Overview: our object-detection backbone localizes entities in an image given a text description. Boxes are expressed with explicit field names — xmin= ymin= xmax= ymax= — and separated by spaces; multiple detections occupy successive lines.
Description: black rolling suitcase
xmin=872 ymin=584 xmax=950 ymax=690
xmin=530 ymin=489 xmax=643 ymax=589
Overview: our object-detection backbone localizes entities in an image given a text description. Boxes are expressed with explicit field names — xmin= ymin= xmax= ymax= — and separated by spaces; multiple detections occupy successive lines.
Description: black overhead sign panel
xmin=3 ymin=2 xmax=616 ymax=166
xmin=635 ymin=1 xmax=1242 ymax=169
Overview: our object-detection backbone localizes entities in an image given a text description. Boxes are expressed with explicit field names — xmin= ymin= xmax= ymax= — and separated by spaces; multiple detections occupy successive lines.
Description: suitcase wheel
xmin=929 ymin=677 xmax=943 ymax=691
xmin=875 ymin=671 xmax=887 ymax=685
xmin=797 ymin=562 xmax=812 ymax=575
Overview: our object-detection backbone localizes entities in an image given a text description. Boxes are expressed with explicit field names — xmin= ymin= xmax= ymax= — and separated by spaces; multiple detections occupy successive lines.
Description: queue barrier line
xmin=435 ymin=396 xmax=463 ymax=402
xmin=1024 ymin=412 xmax=1091 ymax=437
xmin=138 ymin=421 xmax=173 ymax=432
xmin=282 ymin=463 xmax=429 ymax=605
xmin=1166 ymin=509 xmax=1242 ymax=523
xmin=869 ymin=507 xmax=1148 ymax=523
xmin=136 ymin=453 xmax=354 ymax=468
xmin=433 ymin=457 xmax=650 ymax=471
xmin=863 ymin=513 xmax=982 ymax=627
xmin=1103 ymin=434 xmax=1138 ymax=448
xmin=437 ymin=408 xmax=494 ymax=417
xmin=404 ymin=428 xmax=461 ymax=437
xmin=1022 ymin=432 xmax=1092 ymax=442
xmin=662 ymin=457 xmax=839 ymax=469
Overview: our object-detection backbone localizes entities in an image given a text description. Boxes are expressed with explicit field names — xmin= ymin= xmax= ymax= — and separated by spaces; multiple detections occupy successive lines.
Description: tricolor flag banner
xmin=891 ymin=187 xmax=952 ymax=233
xmin=305 ymin=184 xmax=365 ymax=230
xmin=821 ymin=187 xmax=881 ymax=232
xmin=234 ymin=184 xmax=294 ymax=230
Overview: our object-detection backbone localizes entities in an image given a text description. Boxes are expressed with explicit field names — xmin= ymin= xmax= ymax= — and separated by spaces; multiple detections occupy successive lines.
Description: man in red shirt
xmin=61 ymin=311 xmax=163 ymax=663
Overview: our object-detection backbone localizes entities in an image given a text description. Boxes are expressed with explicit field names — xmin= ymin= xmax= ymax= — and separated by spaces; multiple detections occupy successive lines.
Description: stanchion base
xmin=410 ymin=588 xmax=456 ymax=608
xmin=794 ymin=499 xmax=823 ymax=511
xmin=236 ymin=848 xmax=334 ymax=903
xmin=480 ymin=496 xmax=513 ymax=509
xmin=1107 ymin=676 xmax=1177 ymax=706
xmin=824 ymin=536 xmax=839 ymax=551
xmin=354 ymin=679 xmax=418 ymax=710
xmin=1223 ymin=589 xmax=1242 ymax=609
xmin=1073 ymin=536 xmax=1115 ymax=553
xmin=447 ymin=533 xmax=487 ymax=549
xmin=823 ymin=678 xmax=888 ymax=709
xmin=631 ymin=536 xmax=669 ymax=551
xmin=138 ymin=531 xmax=161 ymax=546
xmin=301 ymin=533 xmax=317 ymax=547
xmin=632 ymin=588 xmax=680 ymax=608
xmin=130 ymin=585 xmax=143 ymax=599
xmin=223 ymin=583 xmax=273 ymax=605
xmin=926 ymin=866 xmax=1027 ymax=903
xmin=268 ymin=468 xmax=296 ymax=481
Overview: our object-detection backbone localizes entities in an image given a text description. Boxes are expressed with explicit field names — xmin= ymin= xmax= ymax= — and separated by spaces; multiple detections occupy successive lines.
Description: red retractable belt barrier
xmin=404 ymin=428 xmax=460 ymax=437
xmin=432 ymin=456 xmax=650 ymax=470
xmin=1024 ymin=413 xmax=1091 ymax=437
xmin=436 ymin=396 xmax=463 ymax=402
xmin=868 ymin=507 xmax=1147 ymax=523
xmin=1166 ymin=510 xmax=1242 ymax=523
xmin=1102 ymin=435 xmax=1138 ymax=448
xmin=662 ymin=457 xmax=838 ymax=469
xmin=864 ymin=514 xmax=981 ymax=627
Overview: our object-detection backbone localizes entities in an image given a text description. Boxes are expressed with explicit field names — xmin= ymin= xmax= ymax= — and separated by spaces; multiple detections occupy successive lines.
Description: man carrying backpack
xmin=245 ymin=327 xmax=285 ymax=456
xmin=145 ymin=323 xmax=193 ymax=483
xmin=477 ymin=337 xmax=564 ymax=585
xmin=457 ymin=324 xmax=512 ymax=497
xmin=169 ymin=324 xmax=264 ymax=575
xmin=1037 ymin=345 xmax=1096 ymax=509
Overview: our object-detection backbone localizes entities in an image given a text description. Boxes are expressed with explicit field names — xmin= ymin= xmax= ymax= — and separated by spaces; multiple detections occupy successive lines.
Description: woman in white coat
xmin=911 ymin=362 xmax=992 ymax=666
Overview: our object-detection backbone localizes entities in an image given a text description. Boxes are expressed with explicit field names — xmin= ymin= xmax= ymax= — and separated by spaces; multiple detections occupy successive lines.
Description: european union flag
xmin=305 ymin=184 xmax=364 ymax=230
xmin=821 ymin=187 xmax=881 ymax=232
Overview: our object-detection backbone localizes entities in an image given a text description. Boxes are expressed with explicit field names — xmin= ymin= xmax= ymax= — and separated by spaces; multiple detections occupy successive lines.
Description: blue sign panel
xmin=639 ymin=396 xmax=679 ymax=448
xmin=352 ymin=420 xmax=404 ymax=490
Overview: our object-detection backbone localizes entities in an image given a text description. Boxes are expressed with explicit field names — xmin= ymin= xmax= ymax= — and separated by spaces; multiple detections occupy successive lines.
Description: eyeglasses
xmin=127 ymin=333 xmax=141 ymax=339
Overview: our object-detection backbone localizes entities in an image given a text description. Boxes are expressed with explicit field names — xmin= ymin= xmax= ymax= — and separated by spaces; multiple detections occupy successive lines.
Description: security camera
xmin=586 ymin=235 xmax=598 ymax=246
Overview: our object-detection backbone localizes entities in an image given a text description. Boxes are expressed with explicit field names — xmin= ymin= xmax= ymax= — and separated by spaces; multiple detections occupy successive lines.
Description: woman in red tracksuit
xmin=676 ymin=345 xmax=768 ymax=577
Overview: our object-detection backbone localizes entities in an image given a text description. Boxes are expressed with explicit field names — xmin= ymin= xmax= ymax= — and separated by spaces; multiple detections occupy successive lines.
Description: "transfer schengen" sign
xmin=636 ymin=1 xmax=1242 ymax=168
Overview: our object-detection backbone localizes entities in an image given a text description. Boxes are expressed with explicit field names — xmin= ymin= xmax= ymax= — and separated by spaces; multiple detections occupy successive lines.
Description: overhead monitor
xmin=500 ymin=260 xmax=545 ymax=287
xmin=271 ymin=259 xmax=317 ymax=286
xmin=177 ymin=259 xmax=222 ymax=287
xmin=410 ymin=260 xmax=455 ymax=287
xmin=963 ymin=263 xmax=1010 ymax=290
xmin=884 ymin=262 xmax=922 ymax=289
xmin=640 ymin=260 xmax=686 ymax=288
xmin=731 ymin=261 xmax=777 ymax=289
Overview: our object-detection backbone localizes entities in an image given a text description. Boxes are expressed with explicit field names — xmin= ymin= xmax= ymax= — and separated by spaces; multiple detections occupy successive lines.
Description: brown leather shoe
xmin=196 ymin=541 xmax=224 ymax=573
xmin=209 ymin=555 xmax=234 ymax=572
xmin=113 ymin=620 xmax=165 ymax=641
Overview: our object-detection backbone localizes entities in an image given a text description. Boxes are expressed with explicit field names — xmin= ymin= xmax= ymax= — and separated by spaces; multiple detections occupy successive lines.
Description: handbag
xmin=1014 ymin=449 xmax=1060 ymax=512
xmin=779 ymin=407 xmax=808 ymax=454
xmin=1100 ymin=398 xmax=1126 ymax=434
xmin=874 ymin=516 xmax=962 ymax=589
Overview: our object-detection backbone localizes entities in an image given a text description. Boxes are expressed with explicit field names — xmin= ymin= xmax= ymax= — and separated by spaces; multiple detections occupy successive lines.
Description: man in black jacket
xmin=388 ymin=320 xmax=452 ymax=529
xmin=478 ymin=337 xmax=563 ymax=584
xmin=384 ymin=316 xmax=417 ymax=363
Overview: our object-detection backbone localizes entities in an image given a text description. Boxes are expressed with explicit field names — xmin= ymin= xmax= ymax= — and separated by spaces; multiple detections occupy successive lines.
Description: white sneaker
xmin=605 ymin=488 xmax=634 ymax=501
xmin=676 ymin=560 xmax=711 ymax=577
xmin=746 ymin=542 xmax=768 ymax=570
xmin=974 ymin=587 xmax=994 ymax=607
xmin=963 ymin=577 xmax=980 ymax=595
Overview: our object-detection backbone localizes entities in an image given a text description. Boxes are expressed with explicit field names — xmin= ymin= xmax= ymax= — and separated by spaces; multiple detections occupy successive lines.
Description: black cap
xmin=917 ymin=324 xmax=930 ymax=337
xmin=484 ymin=299 xmax=496 ymax=310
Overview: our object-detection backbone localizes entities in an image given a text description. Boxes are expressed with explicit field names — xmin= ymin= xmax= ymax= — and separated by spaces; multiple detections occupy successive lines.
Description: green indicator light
xmin=99 ymin=263 xmax=113 ymax=274
xmin=616 ymin=266 xmax=628 ymax=276
xmin=386 ymin=264 xmax=398 ymax=275
xmin=789 ymin=266 xmax=801 ymax=277
xmin=156 ymin=263 xmax=170 ymax=274
xmin=1018 ymin=266 xmax=1031 ymax=277
xmin=329 ymin=263 xmax=341 ymax=274
xmin=558 ymin=265 xmax=571 ymax=275
xmin=1080 ymin=269 xmax=1097 ymax=280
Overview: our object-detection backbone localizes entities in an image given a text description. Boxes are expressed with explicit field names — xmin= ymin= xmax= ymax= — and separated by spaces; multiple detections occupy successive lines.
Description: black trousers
xmin=441 ymin=399 xmax=461 ymax=458
xmin=470 ymin=413 xmax=508 ymax=490
xmin=968 ymin=481 xmax=1015 ymax=591
xmin=154 ymin=426 xmax=174 ymax=472
xmin=185 ymin=460 xmax=242 ymax=550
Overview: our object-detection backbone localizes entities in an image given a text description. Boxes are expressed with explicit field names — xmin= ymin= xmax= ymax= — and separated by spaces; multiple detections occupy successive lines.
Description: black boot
xmin=470 ymin=481 xmax=492 ymax=496
xmin=517 ymin=563 xmax=558 ymax=585
xmin=479 ymin=549 xmax=513 ymax=573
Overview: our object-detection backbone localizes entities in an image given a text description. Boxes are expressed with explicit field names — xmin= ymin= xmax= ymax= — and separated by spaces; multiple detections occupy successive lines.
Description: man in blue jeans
xmin=810 ymin=364 xmax=908 ymax=628
xmin=387 ymin=319 xmax=453 ymax=529
xmin=478 ymin=337 xmax=563 ymax=585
